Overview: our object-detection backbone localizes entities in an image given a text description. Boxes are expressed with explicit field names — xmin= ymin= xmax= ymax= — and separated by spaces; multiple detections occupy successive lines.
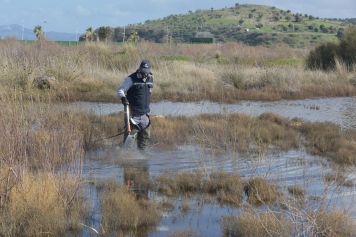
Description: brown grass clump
xmin=288 ymin=185 xmax=306 ymax=198
xmin=156 ymin=171 xmax=203 ymax=196
xmin=155 ymin=170 xmax=244 ymax=205
xmin=95 ymin=110 xmax=356 ymax=167
xmin=221 ymin=210 xmax=291 ymax=237
xmin=87 ymin=110 xmax=356 ymax=167
xmin=308 ymin=209 xmax=356 ymax=237
xmin=244 ymin=177 xmax=279 ymax=205
xmin=150 ymin=112 xmax=298 ymax=152
xmin=0 ymin=172 xmax=87 ymax=236
xmin=149 ymin=115 xmax=192 ymax=150
xmin=257 ymin=112 xmax=299 ymax=150
xmin=323 ymin=171 xmax=348 ymax=186
xmin=297 ymin=121 xmax=356 ymax=165
xmin=203 ymin=171 xmax=244 ymax=206
xmin=99 ymin=179 xmax=161 ymax=233
xmin=0 ymin=93 xmax=90 ymax=235
xmin=180 ymin=198 xmax=190 ymax=214
xmin=167 ymin=229 xmax=201 ymax=237
xmin=221 ymin=208 xmax=356 ymax=237
xmin=120 ymin=159 xmax=152 ymax=195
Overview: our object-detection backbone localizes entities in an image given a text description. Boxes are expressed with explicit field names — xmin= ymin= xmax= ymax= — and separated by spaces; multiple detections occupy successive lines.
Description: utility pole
xmin=22 ymin=19 xmax=25 ymax=40
xmin=76 ymin=22 xmax=79 ymax=45
xmin=123 ymin=25 xmax=125 ymax=43
xmin=44 ymin=20 xmax=46 ymax=38
xmin=166 ymin=25 xmax=169 ymax=44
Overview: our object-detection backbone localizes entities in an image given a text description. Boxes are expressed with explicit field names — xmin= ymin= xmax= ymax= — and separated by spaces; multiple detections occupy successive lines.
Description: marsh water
xmin=68 ymin=96 xmax=356 ymax=130
xmin=75 ymin=96 xmax=356 ymax=237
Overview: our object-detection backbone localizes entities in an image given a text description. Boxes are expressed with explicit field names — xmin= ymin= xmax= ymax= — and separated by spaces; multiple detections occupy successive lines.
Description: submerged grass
xmin=244 ymin=177 xmax=279 ymax=205
xmin=155 ymin=170 xmax=244 ymax=206
xmin=149 ymin=112 xmax=299 ymax=153
xmin=221 ymin=207 xmax=356 ymax=237
xmin=86 ymin=110 xmax=356 ymax=166
xmin=221 ymin=210 xmax=291 ymax=237
xmin=98 ymin=178 xmax=161 ymax=234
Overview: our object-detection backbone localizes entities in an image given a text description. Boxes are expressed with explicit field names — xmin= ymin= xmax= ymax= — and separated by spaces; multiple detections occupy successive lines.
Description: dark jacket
xmin=126 ymin=71 xmax=153 ymax=115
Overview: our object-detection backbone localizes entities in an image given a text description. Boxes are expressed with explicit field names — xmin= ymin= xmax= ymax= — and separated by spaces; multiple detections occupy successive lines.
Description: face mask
xmin=141 ymin=72 xmax=149 ymax=78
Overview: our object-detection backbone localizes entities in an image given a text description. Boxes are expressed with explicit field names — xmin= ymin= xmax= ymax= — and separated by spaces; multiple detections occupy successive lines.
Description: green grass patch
xmin=265 ymin=58 xmax=304 ymax=66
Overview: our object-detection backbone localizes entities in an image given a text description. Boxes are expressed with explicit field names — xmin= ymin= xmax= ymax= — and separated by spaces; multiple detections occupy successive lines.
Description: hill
xmin=91 ymin=4 xmax=352 ymax=48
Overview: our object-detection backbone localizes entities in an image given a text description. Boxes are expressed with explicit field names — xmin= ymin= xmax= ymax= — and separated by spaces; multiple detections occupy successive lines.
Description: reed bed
xmin=98 ymin=178 xmax=161 ymax=234
xmin=1 ymin=38 xmax=356 ymax=103
xmin=86 ymin=110 xmax=356 ymax=166
xmin=149 ymin=113 xmax=356 ymax=166
xmin=0 ymin=172 xmax=87 ymax=236
xmin=0 ymin=94 xmax=89 ymax=235
xmin=149 ymin=167 xmax=356 ymax=236
xmin=221 ymin=207 xmax=356 ymax=237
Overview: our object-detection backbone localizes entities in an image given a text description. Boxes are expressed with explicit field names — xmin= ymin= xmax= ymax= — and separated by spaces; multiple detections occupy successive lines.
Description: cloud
xmin=110 ymin=9 xmax=130 ymax=17
xmin=76 ymin=5 xmax=91 ymax=17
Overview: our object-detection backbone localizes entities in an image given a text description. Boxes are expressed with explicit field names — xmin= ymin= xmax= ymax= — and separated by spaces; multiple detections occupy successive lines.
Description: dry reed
xmin=99 ymin=178 xmax=161 ymax=234
xmin=244 ymin=177 xmax=279 ymax=205
xmin=0 ymin=93 xmax=88 ymax=235
xmin=0 ymin=172 xmax=87 ymax=236
xmin=1 ymin=38 xmax=356 ymax=103
xmin=221 ymin=210 xmax=291 ymax=237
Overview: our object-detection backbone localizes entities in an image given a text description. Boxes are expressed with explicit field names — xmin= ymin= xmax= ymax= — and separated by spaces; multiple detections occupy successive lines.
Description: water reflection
xmin=66 ymin=96 xmax=356 ymax=130
xmin=75 ymin=97 xmax=356 ymax=236
xmin=81 ymin=145 xmax=356 ymax=237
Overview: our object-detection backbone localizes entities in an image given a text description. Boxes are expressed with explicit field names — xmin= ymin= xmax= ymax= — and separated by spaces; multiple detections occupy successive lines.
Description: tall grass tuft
xmin=0 ymin=172 xmax=87 ymax=236
xmin=0 ymin=92 xmax=88 ymax=235
xmin=221 ymin=209 xmax=291 ymax=237
xmin=244 ymin=177 xmax=279 ymax=205
xmin=297 ymin=121 xmax=356 ymax=165
xmin=99 ymin=178 xmax=161 ymax=233
xmin=203 ymin=171 xmax=244 ymax=206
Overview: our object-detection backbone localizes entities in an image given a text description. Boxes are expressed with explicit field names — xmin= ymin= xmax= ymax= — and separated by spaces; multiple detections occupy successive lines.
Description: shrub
xmin=100 ymin=179 xmax=161 ymax=232
xmin=339 ymin=25 xmax=356 ymax=67
xmin=306 ymin=42 xmax=339 ymax=70
xmin=306 ymin=25 xmax=356 ymax=71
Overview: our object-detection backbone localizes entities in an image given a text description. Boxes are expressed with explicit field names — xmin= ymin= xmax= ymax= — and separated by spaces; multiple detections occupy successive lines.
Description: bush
xmin=306 ymin=42 xmax=339 ymax=70
xmin=339 ymin=25 xmax=356 ymax=66
xmin=306 ymin=25 xmax=356 ymax=70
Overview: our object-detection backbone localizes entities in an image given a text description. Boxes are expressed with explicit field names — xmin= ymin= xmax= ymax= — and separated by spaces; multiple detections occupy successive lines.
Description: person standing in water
xmin=117 ymin=60 xmax=153 ymax=151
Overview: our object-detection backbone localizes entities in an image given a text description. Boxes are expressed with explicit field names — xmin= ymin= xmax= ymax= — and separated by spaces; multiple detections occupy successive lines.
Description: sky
xmin=1 ymin=0 xmax=355 ymax=34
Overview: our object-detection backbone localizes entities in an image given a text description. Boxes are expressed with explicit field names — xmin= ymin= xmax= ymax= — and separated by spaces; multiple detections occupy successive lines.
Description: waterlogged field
xmin=81 ymin=146 xmax=356 ymax=237
xmin=1 ymin=39 xmax=356 ymax=236
xmin=78 ymin=98 xmax=356 ymax=236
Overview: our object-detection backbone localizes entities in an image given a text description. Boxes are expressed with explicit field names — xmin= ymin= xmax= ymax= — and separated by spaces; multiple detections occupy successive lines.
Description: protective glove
xmin=121 ymin=97 xmax=129 ymax=106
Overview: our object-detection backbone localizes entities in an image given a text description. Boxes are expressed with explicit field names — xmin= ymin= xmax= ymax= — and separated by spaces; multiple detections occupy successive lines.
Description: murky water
xmin=74 ymin=97 xmax=356 ymax=237
xmin=66 ymin=96 xmax=356 ymax=130
xmin=81 ymin=146 xmax=356 ymax=237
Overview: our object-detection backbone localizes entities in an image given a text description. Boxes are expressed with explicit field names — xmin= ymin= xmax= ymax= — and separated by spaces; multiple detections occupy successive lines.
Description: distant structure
xmin=190 ymin=37 xmax=215 ymax=44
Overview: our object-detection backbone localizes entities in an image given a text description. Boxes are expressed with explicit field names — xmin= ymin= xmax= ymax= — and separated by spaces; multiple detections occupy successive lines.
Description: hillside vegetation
xmin=87 ymin=3 xmax=352 ymax=48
